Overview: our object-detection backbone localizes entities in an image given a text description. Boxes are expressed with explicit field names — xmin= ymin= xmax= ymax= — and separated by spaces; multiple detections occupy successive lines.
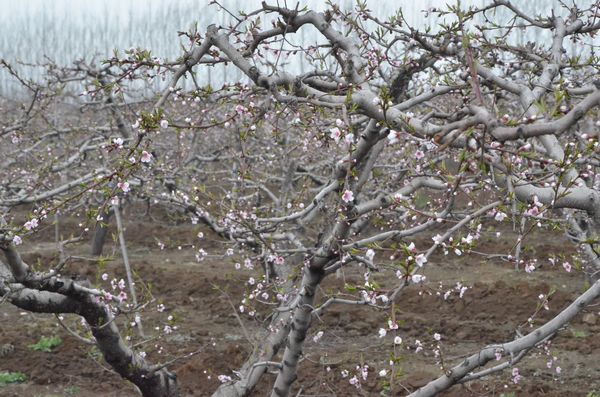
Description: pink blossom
xmin=234 ymin=104 xmax=247 ymax=115
xmin=411 ymin=274 xmax=426 ymax=283
xmin=313 ymin=331 xmax=324 ymax=343
xmin=525 ymin=263 xmax=535 ymax=273
xmin=360 ymin=364 xmax=368 ymax=381
xmin=387 ymin=129 xmax=401 ymax=145
xmin=415 ymin=254 xmax=427 ymax=267
xmin=117 ymin=181 xmax=130 ymax=193
xmin=195 ymin=248 xmax=207 ymax=262
xmin=12 ymin=235 xmax=22 ymax=245
xmin=342 ymin=190 xmax=354 ymax=203
xmin=244 ymin=258 xmax=253 ymax=269
xmin=494 ymin=348 xmax=503 ymax=361
xmin=415 ymin=339 xmax=423 ymax=353
xmin=563 ymin=262 xmax=572 ymax=272
xmin=526 ymin=206 xmax=540 ymax=217
xmin=329 ymin=127 xmax=342 ymax=143
xmin=24 ymin=218 xmax=39 ymax=230
xmin=415 ymin=150 xmax=425 ymax=160
xmin=494 ymin=211 xmax=507 ymax=222
xmin=218 ymin=374 xmax=232 ymax=383
xmin=344 ymin=133 xmax=354 ymax=145
xmin=141 ymin=151 xmax=153 ymax=163
xmin=365 ymin=249 xmax=375 ymax=261
xmin=511 ymin=367 xmax=521 ymax=384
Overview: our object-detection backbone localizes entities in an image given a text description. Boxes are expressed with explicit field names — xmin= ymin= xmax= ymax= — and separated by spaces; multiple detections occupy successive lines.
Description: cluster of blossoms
xmin=511 ymin=367 xmax=521 ymax=384
xmin=431 ymin=223 xmax=482 ymax=257
xmin=100 ymin=273 xmax=128 ymax=303
xmin=10 ymin=132 xmax=21 ymax=144
xmin=525 ymin=195 xmax=545 ymax=218
xmin=234 ymin=257 xmax=254 ymax=270
xmin=23 ymin=218 xmax=39 ymax=231
xmin=22 ymin=209 xmax=48 ymax=232
xmin=342 ymin=364 xmax=369 ymax=389
xmin=524 ymin=258 xmax=539 ymax=273
xmin=217 ymin=374 xmax=232 ymax=383
xmin=239 ymin=274 xmax=289 ymax=317
xmin=154 ymin=313 xmax=176 ymax=335
xmin=548 ymin=257 xmax=573 ymax=273
xmin=377 ymin=319 xmax=403 ymax=344
xmin=267 ymin=254 xmax=285 ymax=266
xmin=217 ymin=209 xmax=258 ymax=235
xmin=195 ymin=248 xmax=208 ymax=262
xmin=329 ymin=119 xmax=354 ymax=146
xmin=541 ymin=341 xmax=562 ymax=375
xmin=357 ymin=272 xmax=389 ymax=305
xmin=438 ymin=281 xmax=469 ymax=301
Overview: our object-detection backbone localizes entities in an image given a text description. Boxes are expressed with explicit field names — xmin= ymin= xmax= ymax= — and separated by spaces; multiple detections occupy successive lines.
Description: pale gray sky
xmin=0 ymin=0 xmax=587 ymax=96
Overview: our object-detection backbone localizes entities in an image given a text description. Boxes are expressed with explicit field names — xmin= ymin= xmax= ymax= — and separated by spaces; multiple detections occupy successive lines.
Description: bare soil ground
xmin=1 ymin=209 xmax=600 ymax=396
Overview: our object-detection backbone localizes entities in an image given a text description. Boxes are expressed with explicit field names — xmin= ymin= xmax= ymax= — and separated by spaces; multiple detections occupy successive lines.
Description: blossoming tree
xmin=3 ymin=1 xmax=600 ymax=396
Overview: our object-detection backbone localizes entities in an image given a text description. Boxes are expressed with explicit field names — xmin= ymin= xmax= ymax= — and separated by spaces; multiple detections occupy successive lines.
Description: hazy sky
xmin=0 ymin=0 xmax=575 ymax=63
xmin=0 ymin=0 xmax=589 ymax=96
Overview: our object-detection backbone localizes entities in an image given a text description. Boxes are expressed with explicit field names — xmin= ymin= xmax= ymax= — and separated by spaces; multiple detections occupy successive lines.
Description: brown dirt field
xmin=1 ymin=209 xmax=600 ymax=396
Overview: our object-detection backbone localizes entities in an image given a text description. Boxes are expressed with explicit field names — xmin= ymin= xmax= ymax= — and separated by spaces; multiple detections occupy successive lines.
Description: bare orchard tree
xmin=3 ymin=1 xmax=600 ymax=396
